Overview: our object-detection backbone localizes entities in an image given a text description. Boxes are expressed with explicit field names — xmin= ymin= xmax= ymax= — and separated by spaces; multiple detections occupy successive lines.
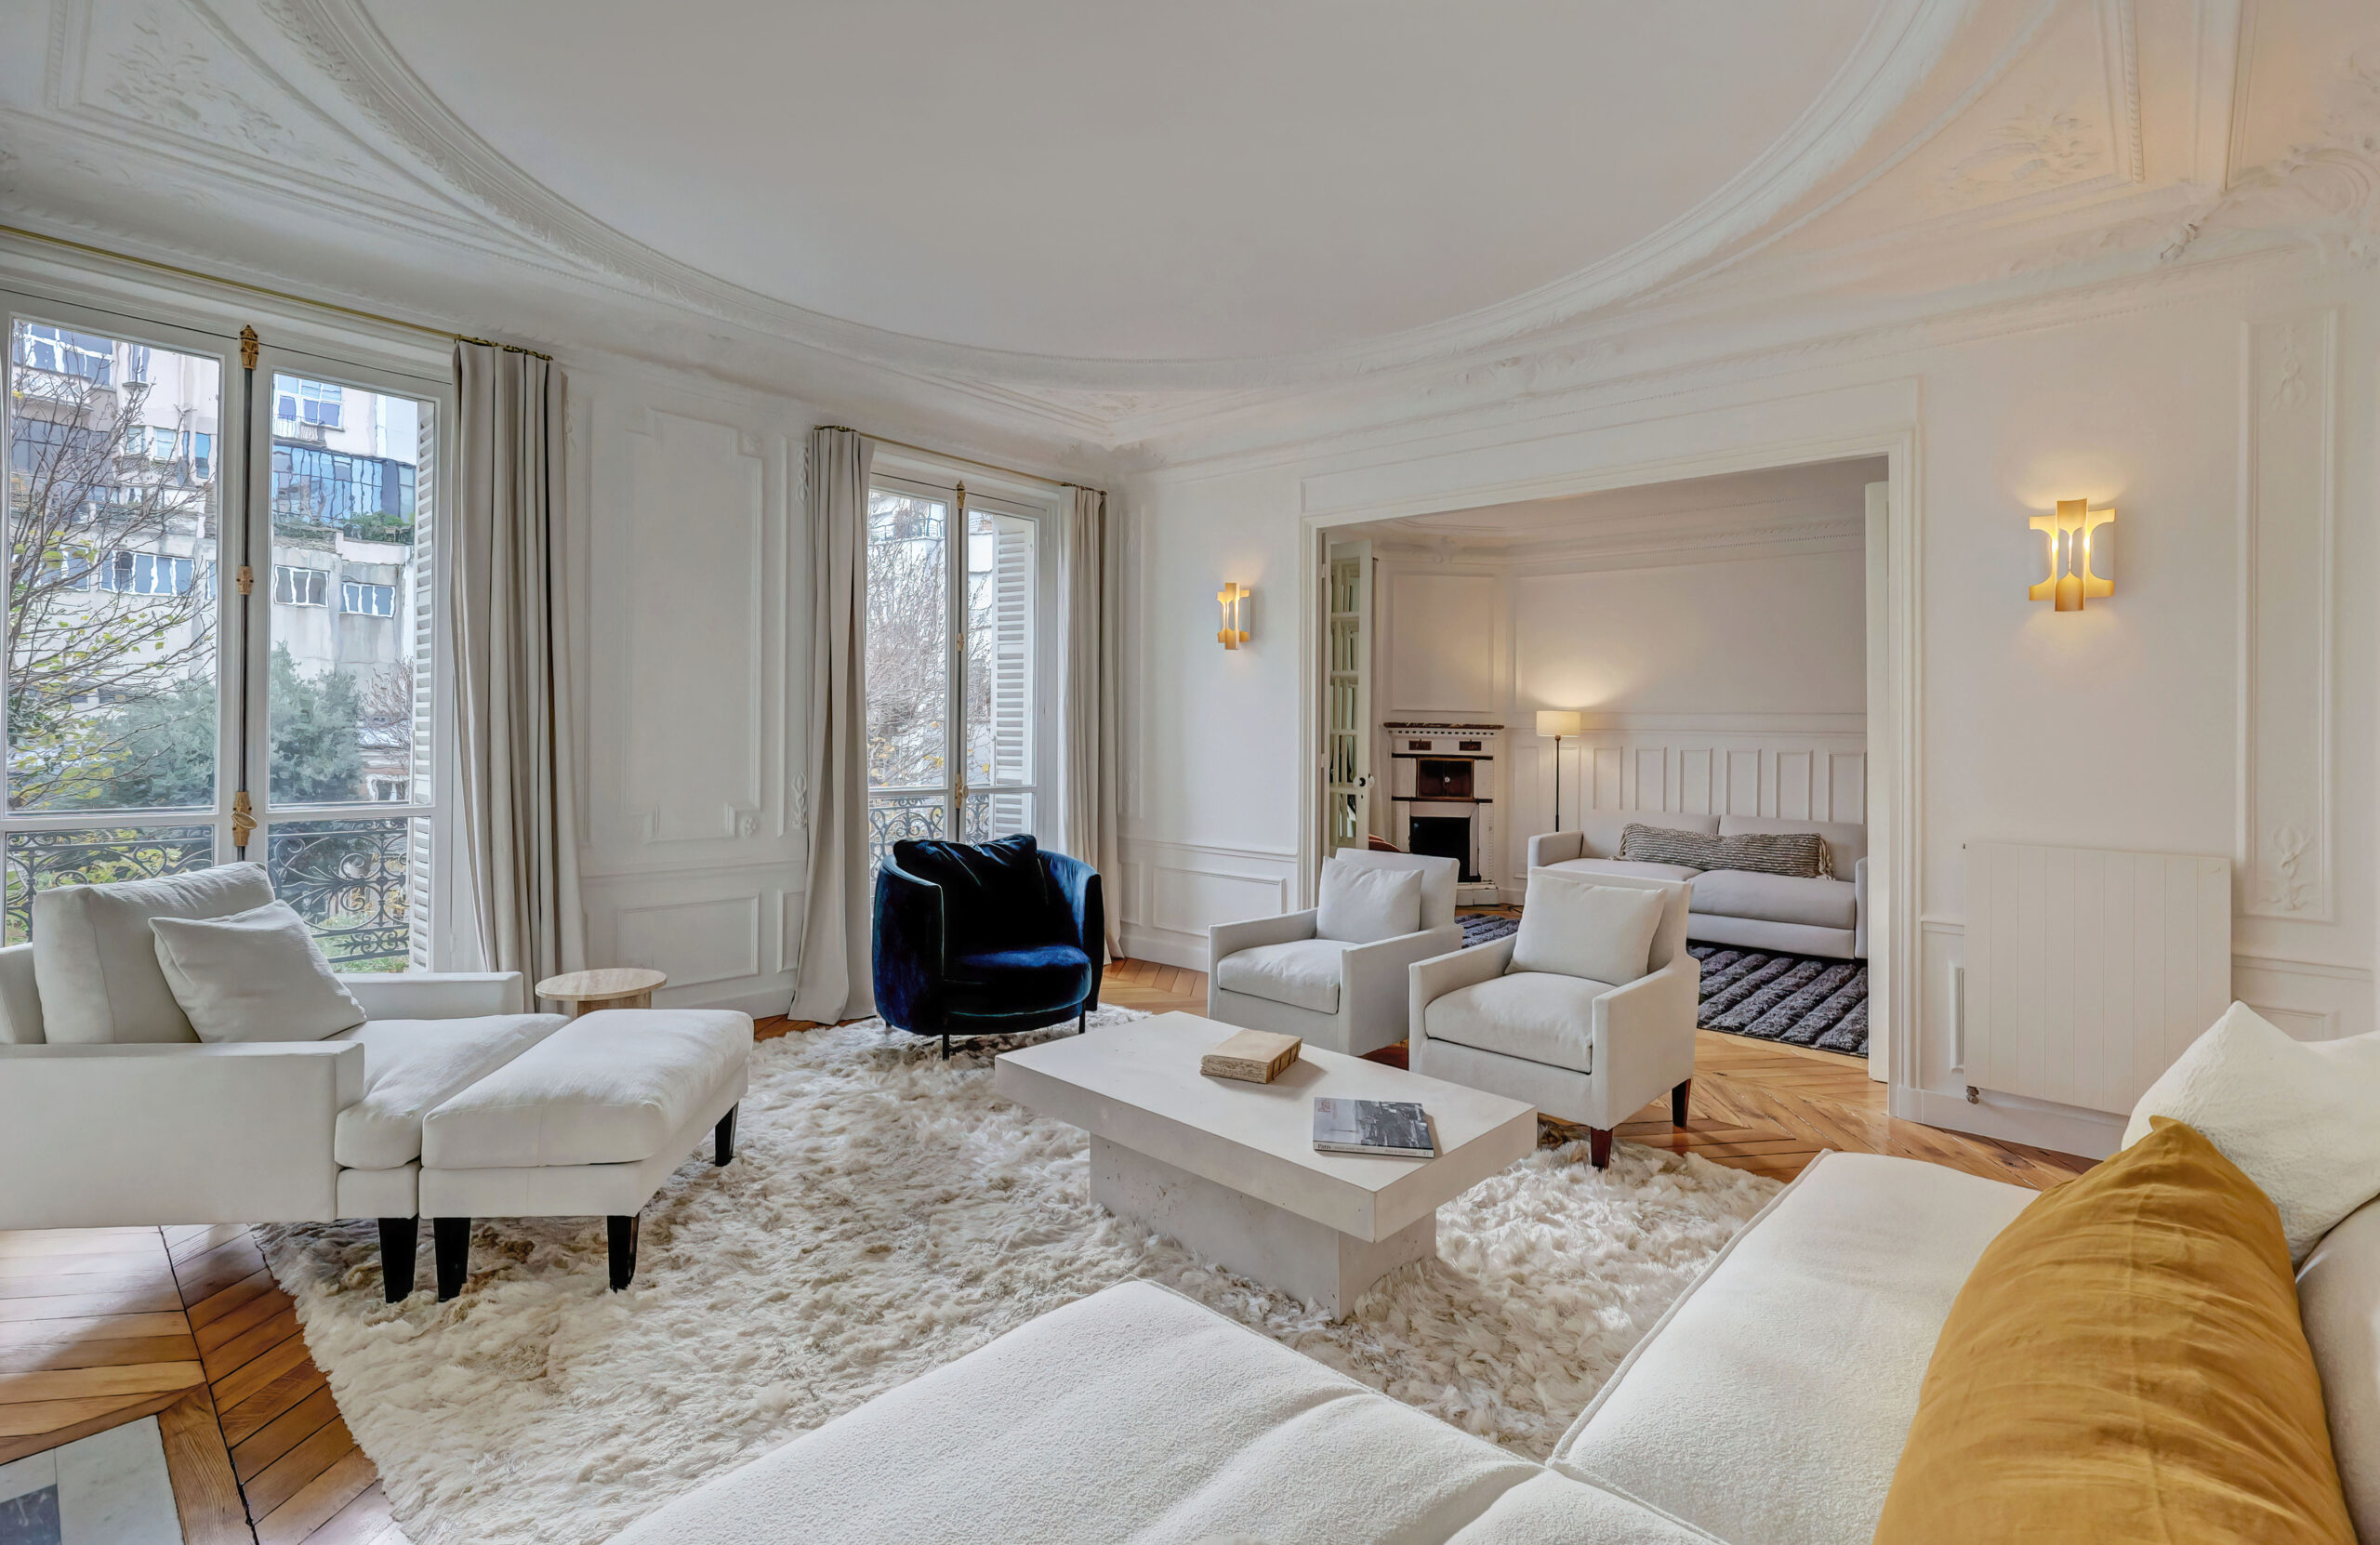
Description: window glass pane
xmin=4 ymin=825 xmax=213 ymax=944
xmin=267 ymin=373 xmax=429 ymax=807
xmin=7 ymin=319 xmax=220 ymax=812
xmin=864 ymin=490 xmax=948 ymax=790
xmin=265 ymin=815 xmax=417 ymax=971
xmin=964 ymin=508 xmax=1035 ymax=795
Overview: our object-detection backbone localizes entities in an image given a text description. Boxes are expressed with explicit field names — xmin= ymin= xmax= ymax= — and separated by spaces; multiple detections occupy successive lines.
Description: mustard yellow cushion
xmin=1873 ymin=1117 xmax=2356 ymax=1545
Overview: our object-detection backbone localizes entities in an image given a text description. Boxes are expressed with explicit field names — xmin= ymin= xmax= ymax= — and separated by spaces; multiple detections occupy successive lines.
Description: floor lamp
xmin=1536 ymin=710 xmax=1583 ymax=830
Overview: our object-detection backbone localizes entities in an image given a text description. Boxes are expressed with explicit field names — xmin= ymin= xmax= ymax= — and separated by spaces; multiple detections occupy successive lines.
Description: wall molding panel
xmin=2237 ymin=309 xmax=2336 ymax=923
xmin=1118 ymin=838 xmax=1300 ymax=970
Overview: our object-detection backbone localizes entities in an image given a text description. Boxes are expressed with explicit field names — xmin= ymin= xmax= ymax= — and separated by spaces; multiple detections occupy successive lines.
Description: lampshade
xmin=1536 ymin=709 xmax=1583 ymax=737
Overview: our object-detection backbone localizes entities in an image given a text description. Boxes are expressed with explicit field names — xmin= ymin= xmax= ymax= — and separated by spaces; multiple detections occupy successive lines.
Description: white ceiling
xmin=360 ymin=0 xmax=1880 ymax=362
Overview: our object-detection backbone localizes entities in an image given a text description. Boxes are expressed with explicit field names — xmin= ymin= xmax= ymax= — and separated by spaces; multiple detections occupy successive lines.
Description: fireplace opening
xmin=1408 ymin=814 xmax=1475 ymax=882
xmin=1413 ymin=758 xmax=1474 ymax=799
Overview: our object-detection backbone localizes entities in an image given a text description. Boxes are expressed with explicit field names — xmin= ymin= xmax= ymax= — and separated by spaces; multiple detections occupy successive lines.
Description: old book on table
xmin=1312 ymin=1097 xmax=1435 ymax=1158
xmin=1200 ymin=1029 xmax=1302 ymax=1084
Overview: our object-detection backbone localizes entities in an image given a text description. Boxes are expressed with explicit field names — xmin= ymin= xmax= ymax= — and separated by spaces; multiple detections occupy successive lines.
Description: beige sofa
xmin=608 ymin=1145 xmax=2379 ymax=1542
xmin=1527 ymin=813 xmax=1867 ymax=960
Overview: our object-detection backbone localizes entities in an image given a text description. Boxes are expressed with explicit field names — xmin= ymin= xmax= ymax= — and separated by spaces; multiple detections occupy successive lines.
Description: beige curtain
xmin=452 ymin=341 xmax=584 ymax=982
xmin=790 ymin=428 xmax=877 ymax=1022
xmin=1062 ymin=485 xmax=1124 ymax=957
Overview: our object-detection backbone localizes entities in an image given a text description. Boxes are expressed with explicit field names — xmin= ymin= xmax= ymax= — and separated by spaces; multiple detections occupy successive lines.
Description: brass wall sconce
xmin=2030 ymin=499 xmax=2114 ymax=611
xmin=1218 ymin=582 xmax=1250 ymax=649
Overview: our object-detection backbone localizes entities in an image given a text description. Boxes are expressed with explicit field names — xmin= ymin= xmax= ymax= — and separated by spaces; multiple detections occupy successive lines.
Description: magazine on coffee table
xmin=1312 ymin=1097 xmax=1435 ymax=1158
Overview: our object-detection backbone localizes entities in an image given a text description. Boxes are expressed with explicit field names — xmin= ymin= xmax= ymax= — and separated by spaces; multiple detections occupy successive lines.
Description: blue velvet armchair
xmin=872 ymin=834 xmax=1104 ymax=1057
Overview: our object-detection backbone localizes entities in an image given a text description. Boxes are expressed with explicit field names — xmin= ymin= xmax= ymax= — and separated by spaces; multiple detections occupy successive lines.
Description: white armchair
xmin=1207 ymin=849 xmax=1461 ymax=1057
xmin=1409 ymin=868 xmax=1698 ymax=1168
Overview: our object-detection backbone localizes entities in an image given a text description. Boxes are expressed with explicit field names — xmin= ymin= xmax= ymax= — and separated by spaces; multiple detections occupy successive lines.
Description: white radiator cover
xmin=1963 ymin=842 xmax=2231 ymax=1116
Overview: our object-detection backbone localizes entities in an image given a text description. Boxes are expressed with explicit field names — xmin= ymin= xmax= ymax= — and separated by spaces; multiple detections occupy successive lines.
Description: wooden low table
xmin=997 ymin=1011 xmax=1537 ymax=1316
xmin=536 ymin=968 xmax=668 ymax=1017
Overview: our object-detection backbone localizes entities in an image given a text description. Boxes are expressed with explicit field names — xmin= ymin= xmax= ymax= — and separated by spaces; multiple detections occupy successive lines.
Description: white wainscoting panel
xmin=1964 ymin=841 xmax=2231 ymax=1116
xmin=1119 ymin=839 xmax=1300 ymax=969
xmin=2238 ymin=310 xmax=2336 ymax=922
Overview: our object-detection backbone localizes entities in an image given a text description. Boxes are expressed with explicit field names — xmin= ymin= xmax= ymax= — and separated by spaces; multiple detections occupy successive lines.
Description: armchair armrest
xmin=1588 ymin=956 xmax=1701 ymax=1129
xmin=1410 ymin=936 xmax=1512 ymax=1048
xmin=0 ymin=1041 xmax=363 ymax=1229
xmin=1340 ymin=924 xmax=1463 ymax=1046
xmin=1209 ymin=909 xmax=1317 ymax=974
xmin=872 ymin=859 xmax=946 ymax=1033
xmin=1527 ymin=831 xmax=1586 ymax=868
xmin=344 ymin=972 xmax=524 ymax=1020
xmin=1854 ymin=856 xmax=1869 ymax=959
xmin=1041 ymin=851 xmax=1107 ymax=1010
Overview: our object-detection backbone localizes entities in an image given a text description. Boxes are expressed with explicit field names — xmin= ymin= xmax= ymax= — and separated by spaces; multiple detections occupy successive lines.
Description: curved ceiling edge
xmin=259 ymin=0 xmax=1977 ymax=391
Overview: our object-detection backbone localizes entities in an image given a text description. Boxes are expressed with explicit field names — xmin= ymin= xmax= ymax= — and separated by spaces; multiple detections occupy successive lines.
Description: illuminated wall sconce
xmin=1217 ymin=582 xmax=1251 ymax=649
xmin=2030 ymin=498 xmax=2114 ymax=612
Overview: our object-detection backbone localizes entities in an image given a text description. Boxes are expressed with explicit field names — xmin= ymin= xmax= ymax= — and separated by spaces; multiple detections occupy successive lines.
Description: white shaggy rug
xmin=258 ymin=1008 xmax=1780 ymax=1545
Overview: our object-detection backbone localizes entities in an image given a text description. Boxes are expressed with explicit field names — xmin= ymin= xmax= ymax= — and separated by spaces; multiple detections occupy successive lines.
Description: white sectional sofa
xmin=1528 ymin=813 xmax=1868 ymax=960
xmin=612 ymin=1142 xmax=2377 ymax=1543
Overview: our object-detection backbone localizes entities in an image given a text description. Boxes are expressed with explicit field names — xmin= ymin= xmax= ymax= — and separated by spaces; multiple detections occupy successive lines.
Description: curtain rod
xmin=822 ymin=426 xmax=1104 ymax=496
xmin=2 ymin=224 xmax=551 ymax=359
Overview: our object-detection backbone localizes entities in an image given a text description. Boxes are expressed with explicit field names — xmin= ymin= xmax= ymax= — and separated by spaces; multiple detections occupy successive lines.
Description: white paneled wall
xmin=570 ymin=360 xmax=813 ymax=1015
xmin=1558 ymin=733 xmax=1867 ymax=824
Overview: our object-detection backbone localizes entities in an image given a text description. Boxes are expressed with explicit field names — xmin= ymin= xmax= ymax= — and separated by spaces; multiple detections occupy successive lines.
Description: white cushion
xmin=1687 ymin=870 xmax=1858 ymax=931
xmin=2298 ymin=1195 xmax=2380 ymax=1544
xmin=1214 ymin=937 xmax=1349 ymax=1014
xmin=1542 ymin=857 xmax=1702 ymax=884
xmin=1446 ymin=1473 xmax=1725 ymax=1543
xmin=1315 ymin=857 xmax=1422 ymax=944
xmin=421 ymin=1009 xmax=753 ymax=1169
xmin=1554 ymin=1151 xmax=2034 ymax=1545
xmin=149 ymin=901 xmax=366 ymax=1044
xmin=1423 ymin=971 xmax=1612 ymax=1073
xmin=1329 ymin=847 xmax=1461 ymax=929
xmin=32 ymin=863 xmax=277 ymax=1044
xmin=2122 ymin=1003 xmax=2380 ymax=1262
xmin=332 ymin=1013 xmax=567 ymax=1169
xmin=1511 ymin=873 xmax=1663 ymax=985
xmin=609 ymin=1279 xmax=1548 ymax=1545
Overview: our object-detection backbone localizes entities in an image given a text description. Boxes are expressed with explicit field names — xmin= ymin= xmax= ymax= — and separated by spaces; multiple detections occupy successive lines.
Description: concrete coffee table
xmin=997 ymin=1011 xmax=1537 ymax=1316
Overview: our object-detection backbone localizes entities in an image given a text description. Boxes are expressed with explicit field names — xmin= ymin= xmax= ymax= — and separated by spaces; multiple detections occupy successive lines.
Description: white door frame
xmin=1296 ymin=424 xmax=1921 ymax=1112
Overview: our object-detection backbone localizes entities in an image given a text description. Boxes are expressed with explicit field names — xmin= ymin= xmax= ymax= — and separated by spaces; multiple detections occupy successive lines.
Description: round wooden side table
xmin=536 ymin=967 xmax=668 ymax=1018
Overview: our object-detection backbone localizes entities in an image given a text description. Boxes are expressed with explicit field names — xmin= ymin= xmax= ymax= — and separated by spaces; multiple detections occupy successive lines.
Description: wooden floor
xmin=1 ymin=956 xmax=2087 ymax=1541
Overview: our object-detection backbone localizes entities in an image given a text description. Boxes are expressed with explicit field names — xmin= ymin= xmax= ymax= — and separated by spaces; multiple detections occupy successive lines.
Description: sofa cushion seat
xmin=1445 ymin=1473 xmax=1724 ymax=1543
xmin=1552 ymin=1150 xmax=2034 ymax=1545
xmin=1688 ymin=869 xmax=1858 ymax=931
xmin=1541 ymin=857 xmax=1702 ymax=885
xmin=945 ymin=944 xmax=1093 ymax=1007
xmin=1423 ymin=970 xmax=1613 ymax=1072
xmin=609 ymin=1279 xmax=1551 ymax=1545
xmin=1214 ymin=937 xmax=1347 ymax=1014
xmin=331 ymin=1012 xmax=566 ymax=1169
xmin=421 ymin=1009 xmax=752 ymax=1169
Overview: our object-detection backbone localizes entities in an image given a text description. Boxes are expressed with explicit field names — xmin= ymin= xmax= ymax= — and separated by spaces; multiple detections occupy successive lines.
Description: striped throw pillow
xmin=1712 ymin=831 xmax=1830 ymax=878
xmin=1617 ymin=824 xmax=1720 ymax=868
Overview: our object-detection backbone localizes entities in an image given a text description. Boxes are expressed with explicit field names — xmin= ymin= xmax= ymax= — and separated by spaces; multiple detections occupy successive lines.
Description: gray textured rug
xmin=1688 ymin=944 xmax=1868 ymax=1055
xmin=1459 ymin=913 xmax=1520 ymax=947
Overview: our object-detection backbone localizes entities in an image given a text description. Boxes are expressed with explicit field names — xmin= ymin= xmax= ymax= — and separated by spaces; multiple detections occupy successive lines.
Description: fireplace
xmin=1382 ymin=722 xmax=1502 ymax=891
xmin=1408 ymin=815 xmax=1474 ymax=879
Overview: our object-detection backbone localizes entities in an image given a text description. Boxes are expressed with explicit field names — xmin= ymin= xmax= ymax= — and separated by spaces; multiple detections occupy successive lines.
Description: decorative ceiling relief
xmin=0 ymin=0 xmax=2369 ymax=468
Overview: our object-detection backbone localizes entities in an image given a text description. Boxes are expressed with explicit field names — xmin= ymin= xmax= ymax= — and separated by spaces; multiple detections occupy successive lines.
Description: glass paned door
xmin=864 ymin=478 xmax=1043 ymax=865
xmin=4 ymin=307 xmax=230 ymax=939
xmin=253 ymin=359 xmax=438 ymax=971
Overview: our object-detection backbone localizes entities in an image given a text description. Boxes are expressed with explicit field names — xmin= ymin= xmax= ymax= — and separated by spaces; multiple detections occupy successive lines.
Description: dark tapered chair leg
xmin=714 ymin=1104 xmax=738 ymax=1167
xmin=1672 ymin=1078 xmax=1693 ymax=1128
xmin=941 ymin=1033 xmax=951 ymax=1059
xmin=607 ymin=1213 xmax=640 ymax=1291
xmin=432 ymin=1217 xmax=470 ymax=1301
xmin=377 ymin=1217 xmax=417 ymax=1303
xmin=1589 ymin=1128 xmax=1614 ymax=1169
xmin=1078 ymin=1007 xmax=1087 ymax=1036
